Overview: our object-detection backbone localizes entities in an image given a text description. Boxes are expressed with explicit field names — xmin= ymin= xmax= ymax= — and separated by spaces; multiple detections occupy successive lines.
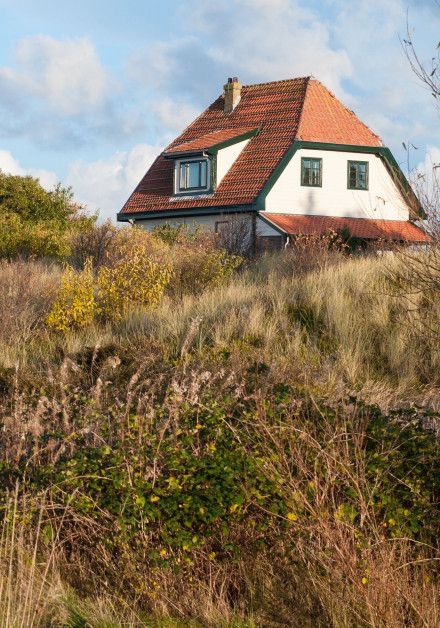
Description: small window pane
xmin=349 ymin=164 xmax=357 ymax=188
xmin=187 ymin=162 xmax=200 ymax=188
xmin=179 ymin=164 xmax=186 ymax=190
xmin=200 ymin=160 xmax=207 ymax=188
xmin=358 ymin=164 xmax=367 ymax=188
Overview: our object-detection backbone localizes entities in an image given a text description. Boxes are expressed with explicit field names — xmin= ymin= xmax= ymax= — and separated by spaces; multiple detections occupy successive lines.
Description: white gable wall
xmin=264 ymin=149 xmax=409 ymax=221
xmin=216 ymin=138 xmax=250 ymax=186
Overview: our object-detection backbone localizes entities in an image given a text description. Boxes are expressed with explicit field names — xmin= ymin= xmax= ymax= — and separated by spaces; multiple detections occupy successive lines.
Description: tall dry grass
xmin=0 ymin=252 xmax=439 ymax=406
xmin=114 ymin=254 xmax=440 ymax=405
xmin=0 ymin=247 xmax=438 ymax=626
xmin=0 ymin=489 xmax=160 ymax=627
xmin=249 ymin=400 xmax=439 ymax=627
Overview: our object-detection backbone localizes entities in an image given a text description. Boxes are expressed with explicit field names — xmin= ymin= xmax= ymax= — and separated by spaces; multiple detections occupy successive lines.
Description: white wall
xmin=135 ymin=214 xmax=223 ymax=232
xmin=216 ymin=138 xmax=250 ymax=186
xmin=264 ymin=148 xmax=409 ymax=221
xmin=136 ymin=213 xmax=280 ymax=235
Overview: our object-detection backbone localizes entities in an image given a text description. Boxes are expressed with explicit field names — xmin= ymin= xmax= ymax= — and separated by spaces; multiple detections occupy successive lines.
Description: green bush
xmin=0 ymin=172 xmax=82 ymax=227
xmin=1 ymin=379 xmax=437 ymax=558
xmin=170 ymin=246 xmax=242 ymax=296
xmin=0 ymin=213 xmax=71 ymax=260
xmin=0 ymin=172 xmax=94 ymax=260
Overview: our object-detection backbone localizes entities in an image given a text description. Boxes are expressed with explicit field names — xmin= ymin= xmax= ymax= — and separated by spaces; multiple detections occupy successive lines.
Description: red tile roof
xmin=120 ymin=77 xmax=383 ymax=215
xmin=263 ymin=214 xmax=432 ymax=243
xmin=164 ymin=127 xmax=257 ymax=154
xmin=297 ymin=80 xmax=382 ymax=145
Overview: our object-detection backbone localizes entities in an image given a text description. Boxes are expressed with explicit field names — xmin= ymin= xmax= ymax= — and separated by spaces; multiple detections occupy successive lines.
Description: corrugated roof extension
xmin=120 ymin=76 xmax=383 ymax=216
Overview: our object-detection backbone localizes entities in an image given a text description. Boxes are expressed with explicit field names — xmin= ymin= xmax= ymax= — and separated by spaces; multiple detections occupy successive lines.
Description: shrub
xmin=152 ymin=222 xmax=203 ymax=245
xmin=46 ymin=259 xmax=96 ymax=332
xmin=104 ymin=225 xmax=167 ymax=268
xmin=69 ymin=220 xmax=118 ymax=270
xmin=0 ymin=363 xmax=438 ymax=626
xmin=0 ymin=213 xmax=72 ymax=260
xmin=214 ymin=214 xmax=254 ymax=257
xmin=0 ymin=172 xmax=94 ymax=261
xmin=170 ymin=246 xmax=242 ymax=296
xmin=47 ymin=244 xmax=172 ymax=330
xmin=0 ymin=172 xmax=92 ymax=228
xmin=286 ymin=230 xmax=350 ymax=275
xmin=97 ymin=246 xmax=172 ymax=322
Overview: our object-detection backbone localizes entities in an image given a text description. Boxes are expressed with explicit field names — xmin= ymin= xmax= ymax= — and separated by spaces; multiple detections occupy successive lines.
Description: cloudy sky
xmin=0 ymin=0 xmax=438 ymax=220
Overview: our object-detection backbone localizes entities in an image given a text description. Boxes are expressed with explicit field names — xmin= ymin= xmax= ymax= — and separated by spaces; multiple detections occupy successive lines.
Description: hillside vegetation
xmin=0 ymin=207 xmax=439 ymax=626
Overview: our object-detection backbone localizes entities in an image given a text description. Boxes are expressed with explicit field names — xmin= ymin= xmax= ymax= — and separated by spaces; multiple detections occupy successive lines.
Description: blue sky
xmin=0 ymin=0 xmax=438 ymax=220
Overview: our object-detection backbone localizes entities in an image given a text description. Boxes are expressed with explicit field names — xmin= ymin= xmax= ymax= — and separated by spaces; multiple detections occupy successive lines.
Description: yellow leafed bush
xmin=97 ymin=246 xmax=172 ymax=322
xmin=46 ymin=258 xmax=95 ymax=331
xmin=47 ymin=249 xmax=172 ymax=330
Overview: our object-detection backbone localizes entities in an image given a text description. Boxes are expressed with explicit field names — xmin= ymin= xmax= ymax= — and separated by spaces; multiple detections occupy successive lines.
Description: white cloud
xmin=0 ymin=149 xmax=23 ymax=176
xmin=0 ymin=36 xmax=143 ymax=149
xmin=220 ymin=0 xmax=352 ymax=94
xmin=0 ymin=148 xmax=58 ymax=189
xmin=65 ymin=143 xmax=162 ymax=221
xmin=150 ymin=97 xmax=200 ymax=134
xmin=327 ymin=0 xmax=440 ymax=147
xmin=130 ymin=0 xmax=352 ymax=101
xmin=0 ymin=36 xmax=110 ymax=116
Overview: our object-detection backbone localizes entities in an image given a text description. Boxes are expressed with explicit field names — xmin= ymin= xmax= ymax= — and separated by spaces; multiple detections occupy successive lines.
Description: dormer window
xmin=175 ymin=157 xmax=211 ymax=194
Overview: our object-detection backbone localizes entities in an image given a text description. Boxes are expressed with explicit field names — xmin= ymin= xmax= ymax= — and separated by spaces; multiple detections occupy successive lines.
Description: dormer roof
xmin=163 ymin=127 xmax=258 ymax=156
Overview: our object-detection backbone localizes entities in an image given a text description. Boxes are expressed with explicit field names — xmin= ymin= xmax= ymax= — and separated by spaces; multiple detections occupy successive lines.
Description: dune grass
xmin=0 ymin=249 xmax=438 ymax=626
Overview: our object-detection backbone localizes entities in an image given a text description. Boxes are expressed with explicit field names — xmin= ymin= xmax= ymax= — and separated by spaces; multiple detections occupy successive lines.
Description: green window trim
xmin=347 ymin=160 xmax=369 ymax=190
xmin=174 ymin=157 xmax=212 ymax=195
xmin=301 ymin=157 xmax=322 ymax=187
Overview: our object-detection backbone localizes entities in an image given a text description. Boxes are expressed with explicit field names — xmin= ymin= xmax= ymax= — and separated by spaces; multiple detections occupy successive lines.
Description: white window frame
xmin=174 ymin=157 xmax=211 ymax=195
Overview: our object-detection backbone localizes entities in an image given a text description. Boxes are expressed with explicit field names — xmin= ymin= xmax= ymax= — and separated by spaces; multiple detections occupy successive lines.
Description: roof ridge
xmin=242 ymin=76 xmax=311 ymax=89
xmin=294 ymin=76 xmax=312 ymax=140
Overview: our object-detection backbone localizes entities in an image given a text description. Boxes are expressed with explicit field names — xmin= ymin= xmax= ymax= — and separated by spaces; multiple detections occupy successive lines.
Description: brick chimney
xmin=223 ymin=77 xmax=241 ymax=113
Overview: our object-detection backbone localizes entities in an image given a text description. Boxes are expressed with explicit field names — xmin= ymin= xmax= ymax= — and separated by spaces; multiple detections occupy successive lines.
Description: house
xmin=117 ymin=76 xmax=430 ymax=249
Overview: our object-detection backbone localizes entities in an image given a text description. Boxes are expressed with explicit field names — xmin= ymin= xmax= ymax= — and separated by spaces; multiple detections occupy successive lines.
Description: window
xmin=176 ymin=158 xmax=210 ymax=193
xmin=347 ymin=160 xmax=368 ymax=190
xmin=215 ymin=220 xmax=229 ymax=234
xmin=301 ymin=157 xmax=322 ymax=187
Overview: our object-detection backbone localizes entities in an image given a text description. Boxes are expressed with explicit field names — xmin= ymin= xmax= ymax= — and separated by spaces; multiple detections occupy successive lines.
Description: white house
xmin=117 ymin=76 xmax=430 ymax=248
